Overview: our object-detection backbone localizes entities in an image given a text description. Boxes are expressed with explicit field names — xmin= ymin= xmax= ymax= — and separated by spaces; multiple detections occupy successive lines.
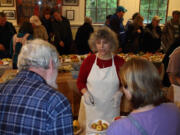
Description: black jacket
xmin=125 ymin=23 xmax=144 ymax=53
xmin=0 ymin=21 xmax=16 ymax=58
xmin=41 ymin=17 xmax=53 ymax=41
xmin=75 ymin=23 xmax=94 ymax=54
xmin=143 ymin=23 xmax=162 ymax=53
xmin=52 ymin=16 xmax=72 ymax=55
xmin=162 ymin=39 xmax=180 ymax=87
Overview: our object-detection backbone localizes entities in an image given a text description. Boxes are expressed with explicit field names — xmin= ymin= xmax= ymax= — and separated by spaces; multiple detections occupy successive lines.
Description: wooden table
xmin=57 ymin=72 xmax=81 ymax=117
xmin=0 ymin=69 xmax=81 ymax=117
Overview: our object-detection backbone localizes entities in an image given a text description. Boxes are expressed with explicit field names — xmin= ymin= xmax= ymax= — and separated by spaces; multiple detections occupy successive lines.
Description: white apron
xmin=78 ymin=54 xmax=121 ymax=134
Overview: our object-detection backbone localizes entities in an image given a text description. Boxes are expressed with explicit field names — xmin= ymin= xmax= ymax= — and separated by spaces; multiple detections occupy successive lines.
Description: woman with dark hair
xmin=41 ymin=7 xmax=53 ymax=42
xmin=10 ymin=22 xmax=33 ymax=69
xmin=125 ymin=12 xmax=140 ymax=31
xmin=143 ymin=16 xmax=162 ymax=53
xmin=125 ymin=15 xmax=144 ymax=53
xmin=107 ymin=58 xmax=180 ymax=135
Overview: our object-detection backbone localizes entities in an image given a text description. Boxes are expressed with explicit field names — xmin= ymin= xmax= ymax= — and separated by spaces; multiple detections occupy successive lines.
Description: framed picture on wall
xmin=63 ymin=0 xmax=79 ymax=6
xmin=3 ymin=10 xmax=16 ymax=20
xmin=0 ymin=0 xmax=14 ymax=7
xmin=66 ymin=10 xmax=75 ymax=21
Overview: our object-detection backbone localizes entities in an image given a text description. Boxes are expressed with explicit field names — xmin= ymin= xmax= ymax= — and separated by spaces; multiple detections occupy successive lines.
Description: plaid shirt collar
xmin=16 ymin=70 xmax=46 ymax=84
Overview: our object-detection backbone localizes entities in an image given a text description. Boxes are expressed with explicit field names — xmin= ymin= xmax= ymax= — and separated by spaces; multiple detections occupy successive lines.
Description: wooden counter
xmin=0 ymin=69 xmax=81 ymax=117
xmin=57 ymin=72 xmax=81 ymax=117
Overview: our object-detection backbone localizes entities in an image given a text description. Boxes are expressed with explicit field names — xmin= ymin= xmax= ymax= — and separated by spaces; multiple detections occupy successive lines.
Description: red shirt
xmin=77 ymin=54 xmax=125 ymax=92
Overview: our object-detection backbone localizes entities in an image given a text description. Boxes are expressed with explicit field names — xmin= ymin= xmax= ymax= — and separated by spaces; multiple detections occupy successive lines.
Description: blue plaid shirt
xmin=0 ymin=70 xmax=73 ymax=135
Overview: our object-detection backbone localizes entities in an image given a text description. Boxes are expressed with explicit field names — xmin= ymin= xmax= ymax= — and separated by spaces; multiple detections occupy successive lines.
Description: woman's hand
xmin=59 ymin=41 xmax=64 ymax=47
xmin=82 ymin=88 xmax=94 ymax=105
xmin=113 ymin=90 xmax=123 ymax=107
xmin=137 ymin=29 xmax=141 ymax=33
xmin=0 ymin=44 xmax=5 ymax=51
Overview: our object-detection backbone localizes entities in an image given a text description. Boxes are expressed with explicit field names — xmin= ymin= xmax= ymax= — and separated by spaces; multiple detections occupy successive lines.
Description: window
xmin=86 ymin=0 xmax=118 ymax=23
xmin=140 ymin=0 xmax=169 ymax=24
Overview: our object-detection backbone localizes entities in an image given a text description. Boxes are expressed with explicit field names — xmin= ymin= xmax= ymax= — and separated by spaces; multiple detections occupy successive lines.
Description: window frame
xmin=85 ymin=0 xmax=119 ymax=24
xmin=139 ymin=0 xmax=169 ymax=24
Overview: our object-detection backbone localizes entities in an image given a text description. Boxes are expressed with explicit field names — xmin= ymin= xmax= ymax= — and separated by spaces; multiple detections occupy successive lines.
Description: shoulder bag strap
xmin=127 ymin=115 xmax=148 ymax=135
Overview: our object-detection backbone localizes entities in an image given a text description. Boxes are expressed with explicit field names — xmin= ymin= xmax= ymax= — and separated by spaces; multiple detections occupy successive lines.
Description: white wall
xmin=119 ymin=0 xmax=140 ymax=24
xmin=68 ymin=0 xmax=180 ymax=25
xmin=62 ymin=0 xmax=85 ymax=25
xmin=168 ymin=0 xmax=180 ymax=16
xmin=0 ymin=1 xmax=17 ymax=26
xmin=1 ymin=0 xmax=180 ymax=27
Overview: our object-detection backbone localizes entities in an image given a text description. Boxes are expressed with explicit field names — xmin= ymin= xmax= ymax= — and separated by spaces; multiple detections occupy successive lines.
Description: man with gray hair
xmin=0 ymin=39 xmax=73 ymax=135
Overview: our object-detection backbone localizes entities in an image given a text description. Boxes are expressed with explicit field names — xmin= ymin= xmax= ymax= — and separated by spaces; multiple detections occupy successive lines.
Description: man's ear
xmin=48 ymin=59 xmax=54 ymax=72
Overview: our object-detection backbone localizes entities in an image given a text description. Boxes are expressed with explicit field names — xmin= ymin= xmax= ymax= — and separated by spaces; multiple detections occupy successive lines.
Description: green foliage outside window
xmin=86 ymin=0 xmax=117 ymax=23
xmin=140 ymin=0 xmax=168 ymax=24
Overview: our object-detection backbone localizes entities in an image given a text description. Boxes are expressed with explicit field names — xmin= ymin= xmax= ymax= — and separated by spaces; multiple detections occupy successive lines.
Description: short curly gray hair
xmin=88 ymin=26 xmax=119 ymax=53
xmin=18 ymin=39 xmax=59 ymax=70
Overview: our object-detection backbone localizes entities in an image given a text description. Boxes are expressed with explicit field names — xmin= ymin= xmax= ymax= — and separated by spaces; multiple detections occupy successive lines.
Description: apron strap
xmin=95 ymin=53 xmax=115 ymax=66
xmin=127 ymin=115 xmax=148 ymax=135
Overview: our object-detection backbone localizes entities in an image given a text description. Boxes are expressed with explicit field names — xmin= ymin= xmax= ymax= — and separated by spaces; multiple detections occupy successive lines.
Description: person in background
xmin=0 ymin=39 xmax=73 ymax=135
xmin=105 ymin=14 xmax=112 ymax=27
xmin=75 ymin=16 xmax=94 ymax=54
xmin=166 ymin=47 xmax=180 ymax=106
xmin=162 ymin=39 xmax=180 ymax=87
xmin=143 ymin=16 xmax=162 ymax=53
xmin=0 ymin=12 xmax=16 ymax=58
xmin=10 ymin=22 xmax=33 ymax=69
xmin=52 ymin=9 xmax=73 ymax=55
xmin=77 ymin=27 xmax=125 ymax=134
xmin=162 ymin=10 xmax=180 ymax=52
xmin=125 ymin=12 xmax=140 ymax=31
xmin=41 ymin=7 xmax=53 ymax=42
xmin=109 ymin=6 xmax=127 ymax=50
xmin=30 ymin=15 xmax=48 ymax=41
xmin=125 ymin=15 xmax=144 ymax=53
xmin=107 ymin=58 xmax=180 ymax=135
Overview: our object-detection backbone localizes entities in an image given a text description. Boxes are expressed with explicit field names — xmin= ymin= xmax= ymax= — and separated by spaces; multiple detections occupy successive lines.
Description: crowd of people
xmin=0 ymin=5 xmax=180 ymax=135
xmin=108 ymin=6 xmax=180 ymax=54
xmin=0 ymin=8 xmax=73 ymax=61
xmin=1 ymin=6 xmax=180 ymax=57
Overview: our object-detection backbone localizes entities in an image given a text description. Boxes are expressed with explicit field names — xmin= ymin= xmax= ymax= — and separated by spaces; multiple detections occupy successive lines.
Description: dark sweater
xmin=75 ymin=23 xmax=94 ymax=54
xmin=0 ymin=21 xmax=16 ymax=58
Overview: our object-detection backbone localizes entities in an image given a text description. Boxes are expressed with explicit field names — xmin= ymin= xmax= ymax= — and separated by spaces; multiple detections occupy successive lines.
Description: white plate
xmin=88 ymin=119 xmax=110 ymax=133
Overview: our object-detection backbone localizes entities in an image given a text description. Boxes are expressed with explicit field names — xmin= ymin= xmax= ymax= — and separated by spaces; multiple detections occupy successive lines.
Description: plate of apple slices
xmin=88 ymin=119 xmax=109 ymax=133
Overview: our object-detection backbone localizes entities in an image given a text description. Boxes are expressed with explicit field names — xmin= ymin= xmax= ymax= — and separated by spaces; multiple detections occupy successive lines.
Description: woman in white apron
xmin=77 ymin=27 xmax=125 ymax=134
